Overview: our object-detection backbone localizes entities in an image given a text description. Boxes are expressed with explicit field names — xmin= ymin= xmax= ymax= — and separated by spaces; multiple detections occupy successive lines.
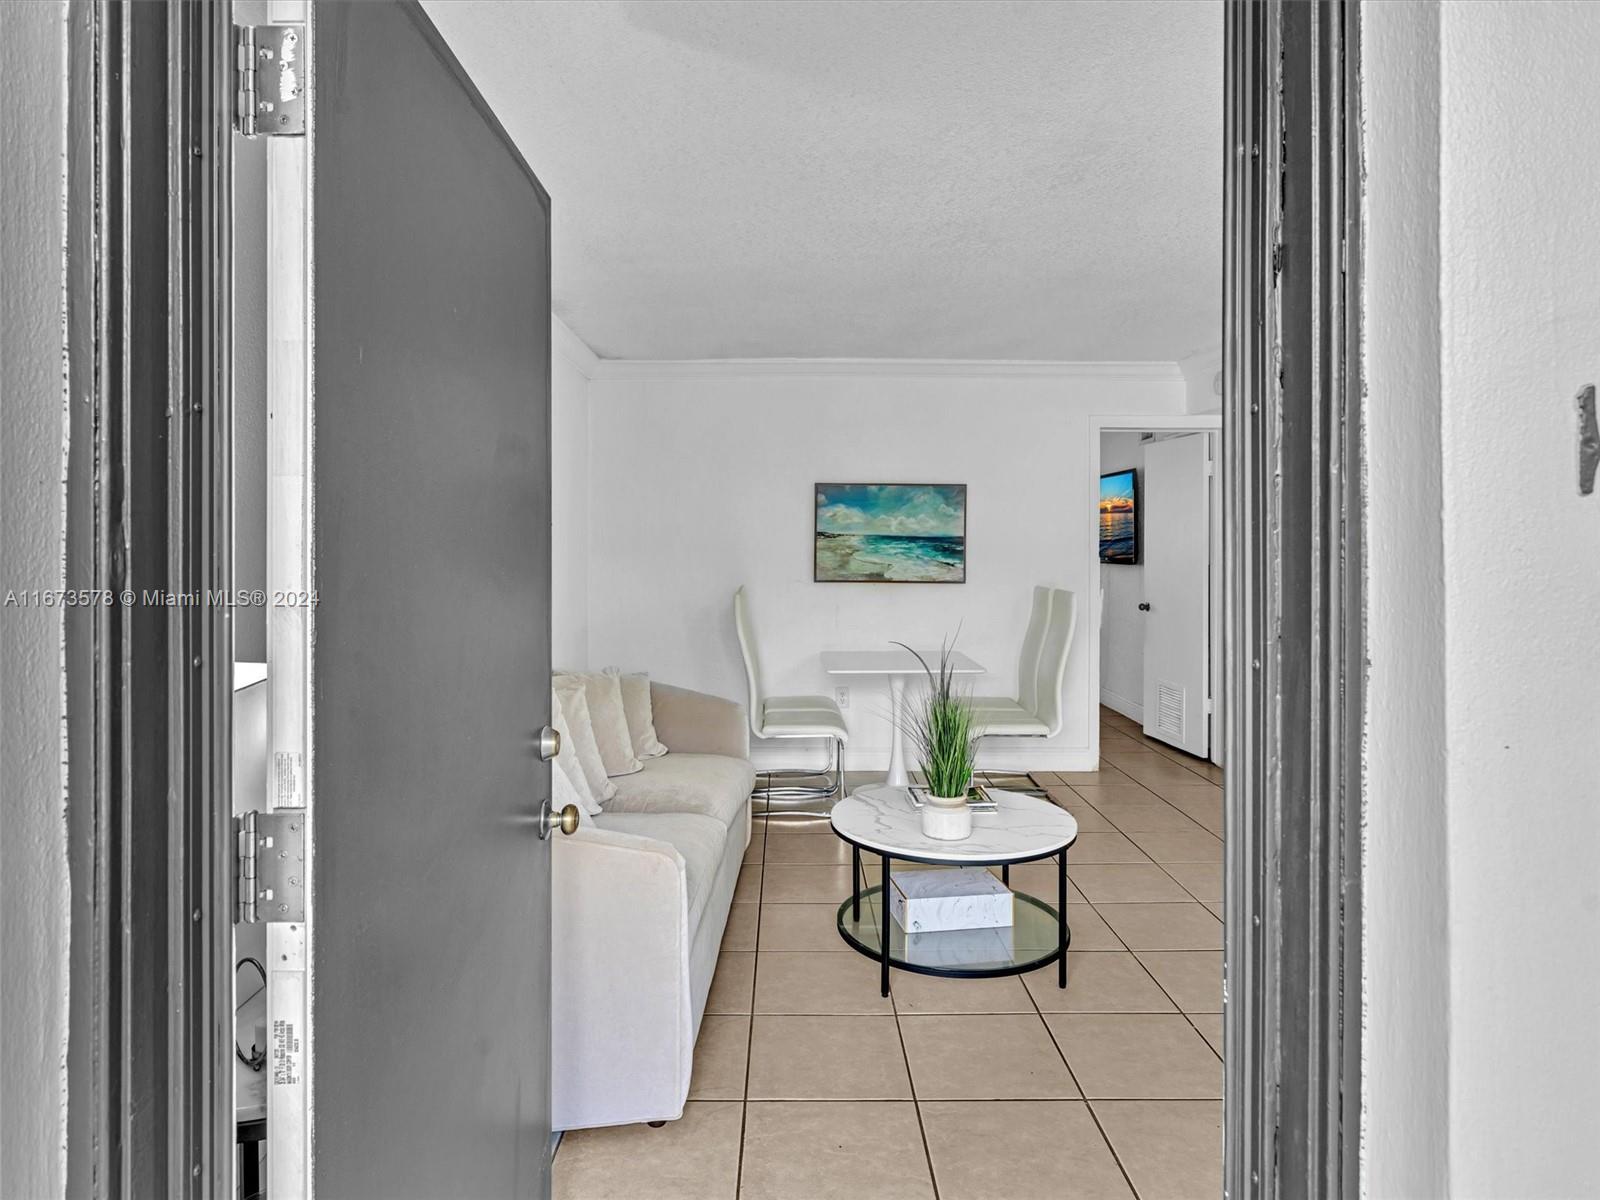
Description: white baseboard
xmin=1099 ymin=689 xmax=1144 ymax=724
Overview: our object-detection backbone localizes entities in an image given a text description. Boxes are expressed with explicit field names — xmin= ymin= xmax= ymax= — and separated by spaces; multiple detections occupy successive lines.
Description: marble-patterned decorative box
xmin=889 ymin=867 xmax=1014 ymax=932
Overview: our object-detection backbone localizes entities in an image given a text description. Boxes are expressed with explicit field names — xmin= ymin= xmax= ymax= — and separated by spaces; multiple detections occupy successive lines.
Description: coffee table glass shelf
xmin=830 ymin=784 xmax=1079 ymax=996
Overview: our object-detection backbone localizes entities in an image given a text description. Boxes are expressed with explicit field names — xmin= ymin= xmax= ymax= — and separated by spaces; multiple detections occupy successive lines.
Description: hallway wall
xmin=1098 ymin=431 xmax=1146 ymax=720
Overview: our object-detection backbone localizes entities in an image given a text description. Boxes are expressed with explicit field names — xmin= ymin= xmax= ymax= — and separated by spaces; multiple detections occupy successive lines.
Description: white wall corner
xmin=1178 ymin=347 xmax=1224 ymax=414
xmin=552 ymin=313 xmax=600 ymax=378
xmin=1100 ymin=689 xmax=1144 ymax=724
xmin=1360 ymin=0 xmax=1450 ymax=1195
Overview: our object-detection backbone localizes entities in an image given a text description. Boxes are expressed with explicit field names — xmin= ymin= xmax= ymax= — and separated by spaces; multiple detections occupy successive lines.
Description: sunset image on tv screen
xmin=1099 ymin=469 xmax=1138 ymax=564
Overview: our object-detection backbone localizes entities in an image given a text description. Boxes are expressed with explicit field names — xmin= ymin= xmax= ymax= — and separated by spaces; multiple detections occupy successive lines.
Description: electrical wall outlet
xmin=834 ymin=686 xmax=850 ymax=710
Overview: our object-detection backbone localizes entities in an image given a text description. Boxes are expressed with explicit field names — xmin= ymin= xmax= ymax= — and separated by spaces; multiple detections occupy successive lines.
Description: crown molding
xmin=551 ymin=315 xmax=600 ymax=378
xmin=1179 ymin=345 xmax=1224 ymax=377
xmin=585 ymin=357 xmax=1185 ymax=383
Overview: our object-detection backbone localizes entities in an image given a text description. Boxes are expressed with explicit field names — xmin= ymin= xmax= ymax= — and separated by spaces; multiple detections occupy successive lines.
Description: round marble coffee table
xmin=829 ymin=785 xmax=1079 ymax=997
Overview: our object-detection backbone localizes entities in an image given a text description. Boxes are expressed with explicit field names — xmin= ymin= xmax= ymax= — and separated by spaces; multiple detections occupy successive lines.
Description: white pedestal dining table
xmin=819 ymin=649 xmax=985 ymax=788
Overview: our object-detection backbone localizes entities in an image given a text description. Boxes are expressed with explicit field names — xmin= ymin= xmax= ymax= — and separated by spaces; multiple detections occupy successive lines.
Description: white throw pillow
xmin=557 ymin=671 xmax=642 ymax=778
xmin=608 ymin=668 xmax=669 ymax=760
xmin=550 ymin=686 xmax=602 ymax=817
xmin=552 ymin=677 xmax=618 ymax=804
xmin=551 ymin=747 xmax=589 ymax=819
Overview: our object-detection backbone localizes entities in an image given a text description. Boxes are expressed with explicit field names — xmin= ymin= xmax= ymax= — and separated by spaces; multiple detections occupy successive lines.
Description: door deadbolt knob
xmin=1137 ymin=603 xmax=1151 ymax=612
xmin=542 ymin=803 xmax=580 ymax=837
xmin=537 ymin=726 xmax=561 ymax=761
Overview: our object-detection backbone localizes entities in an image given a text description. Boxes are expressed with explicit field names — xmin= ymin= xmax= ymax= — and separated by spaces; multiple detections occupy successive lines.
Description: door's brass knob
xmin=540 ymin=802 xmax=580 ymax=838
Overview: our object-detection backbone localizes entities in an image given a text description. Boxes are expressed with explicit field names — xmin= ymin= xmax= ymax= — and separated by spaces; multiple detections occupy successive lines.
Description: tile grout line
xmin=732 ymin=760 xmax=1217 ymax=1196
xmin=985 ymin=796 xmax=1158 ymax=1198
xmin=1070 ymin=736 xmax=1227 ymax=1064
xmin=1025 ymin=960 xmax=1144 ymax=1199
xmin=732 ymin=820 xmax=768 ymax=1199
xmin=1063 ymin=781 xmax=1222 ymax=911
xmin=888 ymin=980 xmax=942 ymax=1200
xmin=1121 ymin=947 xmax=1226 ymax=1066
xmin=1052 ymin=774 xmax=1225 ymax=1041
xmin=1097 ymin=722 xmax=1220 ymax=787
xmin=1037 ymin=803 xmax=1219 ymax=1066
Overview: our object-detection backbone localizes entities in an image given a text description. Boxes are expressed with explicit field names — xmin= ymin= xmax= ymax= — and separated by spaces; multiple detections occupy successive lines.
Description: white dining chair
xmin=733 ymin=586 xmax=849 ymax=812
xmin=969 ymin=586 xmax=1076 ymax=739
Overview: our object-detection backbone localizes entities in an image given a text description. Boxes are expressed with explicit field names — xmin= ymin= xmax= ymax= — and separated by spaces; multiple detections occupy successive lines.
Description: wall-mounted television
xmin=1099 ymin=469 xmax=1139 ymax=565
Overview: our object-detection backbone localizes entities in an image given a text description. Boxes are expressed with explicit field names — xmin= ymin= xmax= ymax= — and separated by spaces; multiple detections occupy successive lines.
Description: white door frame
xmin=1086 ymin=412 xmax=1222 ymax=769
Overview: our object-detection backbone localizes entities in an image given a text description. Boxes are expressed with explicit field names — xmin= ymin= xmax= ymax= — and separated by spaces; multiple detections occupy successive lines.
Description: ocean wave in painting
xmin=815 ymin=532 xmax=965 ymax=583
xmin=815 ymin=483 xmax=967 ymax=583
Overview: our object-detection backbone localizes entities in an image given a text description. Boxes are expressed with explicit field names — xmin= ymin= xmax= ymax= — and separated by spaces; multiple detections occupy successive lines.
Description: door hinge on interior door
xmin=235 ymin=23 xmax=306 ymax=137
xmin=236 ymin=810 xmax=307 ymax=923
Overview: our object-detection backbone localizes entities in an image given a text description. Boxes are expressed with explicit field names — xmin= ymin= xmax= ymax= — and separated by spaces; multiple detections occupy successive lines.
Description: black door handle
xmin=1137 ymin=603 xmax=1151 ymax=612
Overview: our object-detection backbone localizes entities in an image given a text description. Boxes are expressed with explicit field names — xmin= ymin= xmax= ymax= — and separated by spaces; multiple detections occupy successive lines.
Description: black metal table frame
xmin=832 ymin=834 xmax=1076 ymax=997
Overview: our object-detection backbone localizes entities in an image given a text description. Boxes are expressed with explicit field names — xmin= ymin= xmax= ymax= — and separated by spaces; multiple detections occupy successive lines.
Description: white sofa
xmin=551 ymin=682 xmax=755 ymax=1131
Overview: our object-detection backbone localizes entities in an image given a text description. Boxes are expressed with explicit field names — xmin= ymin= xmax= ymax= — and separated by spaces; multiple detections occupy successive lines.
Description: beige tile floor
xmin=554 ymin=707 xmax=1224 ymax=1200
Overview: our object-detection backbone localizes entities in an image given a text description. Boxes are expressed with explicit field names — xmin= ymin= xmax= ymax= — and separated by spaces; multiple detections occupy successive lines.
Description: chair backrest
xmin=732 ymin=586 xmax=766 ymax=735
xmin=1032 ymin=588 xmax=1077 ymax=736
xmin=1014 ymin=585 xmax=1054 ymax=712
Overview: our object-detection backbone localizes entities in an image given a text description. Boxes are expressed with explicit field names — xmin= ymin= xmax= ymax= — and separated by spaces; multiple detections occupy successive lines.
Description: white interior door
xmin=1141 ymin=434 xmax=1211 ymax=756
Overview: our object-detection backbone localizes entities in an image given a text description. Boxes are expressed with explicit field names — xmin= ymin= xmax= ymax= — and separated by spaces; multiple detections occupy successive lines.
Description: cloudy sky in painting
xmin=815 ymin=484 xmax=966 ymax=537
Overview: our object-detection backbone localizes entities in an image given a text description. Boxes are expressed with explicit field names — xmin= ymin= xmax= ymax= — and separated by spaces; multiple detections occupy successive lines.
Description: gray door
xmin=311 ymin=3 xmax=552 ymax=1195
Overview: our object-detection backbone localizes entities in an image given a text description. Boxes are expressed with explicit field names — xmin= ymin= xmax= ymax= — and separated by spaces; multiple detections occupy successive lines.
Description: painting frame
xmin=814 ymin=482 xmax=969 ymax=584
xmin=1099 ymin=468 xmax=1140 ymax=565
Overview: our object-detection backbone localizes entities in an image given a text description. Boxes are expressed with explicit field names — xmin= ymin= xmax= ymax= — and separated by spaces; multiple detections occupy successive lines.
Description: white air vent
xmin=1155 ymin=682 xmax=1186 ymax=740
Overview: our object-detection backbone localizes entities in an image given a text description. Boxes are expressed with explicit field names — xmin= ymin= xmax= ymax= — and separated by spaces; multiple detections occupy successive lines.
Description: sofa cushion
xmin=591 ymin=811 xmax=728 ymax=935
xmin=552 ymin=678 xmax=618 ymax=804
xmin=610 ymin=669 xmax=669 ymax=760
xmin=604 ymin=752 xmax=755 ymax=832
xmin=551 ymin=686 xmax=602 ymax=816
xmin=557 ymin=671 xmax=642 ymax=778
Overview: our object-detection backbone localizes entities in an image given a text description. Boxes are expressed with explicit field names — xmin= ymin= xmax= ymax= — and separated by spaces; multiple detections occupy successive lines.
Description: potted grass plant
xmin=894 ymin=636 xmax=979 ymax=840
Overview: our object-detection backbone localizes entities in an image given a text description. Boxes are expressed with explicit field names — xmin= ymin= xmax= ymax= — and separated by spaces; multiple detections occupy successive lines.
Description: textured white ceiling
xmin=422 ymin=0 xmax=1222 ymax=361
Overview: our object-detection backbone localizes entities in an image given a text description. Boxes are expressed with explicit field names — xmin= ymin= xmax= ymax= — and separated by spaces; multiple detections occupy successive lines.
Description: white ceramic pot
xmin=921 ymin=793 xmax=972 ymax=840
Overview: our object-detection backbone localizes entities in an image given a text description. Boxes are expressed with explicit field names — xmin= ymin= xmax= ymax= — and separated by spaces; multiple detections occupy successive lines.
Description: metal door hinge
xmin=1578 ymin=384 xmax=1598 ymax=496
xmin=236 ymin=810 xmax=306 ymax=923
xmin=235 ymin=23 xmax=306 ymax=138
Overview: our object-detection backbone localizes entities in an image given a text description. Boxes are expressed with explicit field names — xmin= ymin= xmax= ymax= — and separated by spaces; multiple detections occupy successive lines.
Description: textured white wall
xmin=1437 ymin=3 xmax=1600 ymax=1193
xmin=1098 ymin=432 xmax=1146 ymax=718
xmin=1360 ymin=3 xmax=1451 ymax=1193
xmin=0 ymin=1 xmax=71 ymax=1194
xmin=1363 ymin=3 xmax=1600 ymax=1195
xmin=551 ymin=318 xmax=594 ymax=669
xmin=584 ymin=365 xmax=1185 ymax=771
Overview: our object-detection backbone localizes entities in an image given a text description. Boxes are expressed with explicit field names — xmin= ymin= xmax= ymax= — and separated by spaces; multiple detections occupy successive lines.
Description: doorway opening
xmin=52 ymin=2 xmax=1360 ymax=1197
xmin=1093 ymin=418 xmax=1223 ymax=769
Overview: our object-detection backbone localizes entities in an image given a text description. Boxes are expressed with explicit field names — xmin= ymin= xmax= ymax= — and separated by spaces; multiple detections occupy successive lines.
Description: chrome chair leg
xmin=753 ymin=737 xmax=844 ymax=818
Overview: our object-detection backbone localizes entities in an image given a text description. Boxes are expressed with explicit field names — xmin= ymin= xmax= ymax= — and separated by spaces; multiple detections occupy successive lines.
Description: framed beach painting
xmin=814 ymin=483 xmax=967 ymax=583
xmin=1098 ymin=468 xmax=1139 ymax=564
